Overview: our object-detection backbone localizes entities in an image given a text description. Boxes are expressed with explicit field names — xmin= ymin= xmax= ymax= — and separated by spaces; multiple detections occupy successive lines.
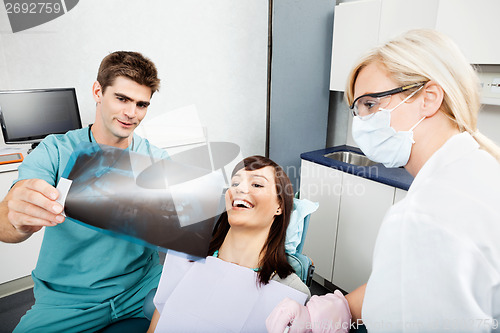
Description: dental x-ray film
xmin=56 ymin=142 xmax=235 ymax=257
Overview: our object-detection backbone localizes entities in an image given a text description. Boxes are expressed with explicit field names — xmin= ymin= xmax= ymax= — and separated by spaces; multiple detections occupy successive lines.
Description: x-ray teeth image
xmin=58 ymin=143 xmax=227 ymax=257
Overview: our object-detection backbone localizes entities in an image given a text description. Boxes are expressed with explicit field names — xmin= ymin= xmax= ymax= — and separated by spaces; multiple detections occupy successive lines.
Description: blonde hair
xmin=345 ymin=29 xmax=500 ymax=162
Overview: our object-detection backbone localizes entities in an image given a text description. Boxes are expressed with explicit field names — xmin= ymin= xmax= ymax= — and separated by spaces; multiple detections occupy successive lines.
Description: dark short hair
xmin=96 ymin=51 xmax=160 ymax=95
xmin=209 ymin=155 xmax=295 ymax=285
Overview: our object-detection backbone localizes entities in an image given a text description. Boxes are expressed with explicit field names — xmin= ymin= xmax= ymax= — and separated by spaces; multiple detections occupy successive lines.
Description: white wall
xmin=0 ymin=0 xmax=268 ymax=157
xmin=478 ymin=105 xmax=500 ymax=146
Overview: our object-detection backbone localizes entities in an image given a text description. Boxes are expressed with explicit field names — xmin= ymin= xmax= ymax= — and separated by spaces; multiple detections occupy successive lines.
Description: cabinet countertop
xmin=301 ymin=145 xmax=414 ymax=191
xmin=0 ymin=146 xmax=29 ymax=174
xmin=0 ymin=162 xmax=20 ymax=174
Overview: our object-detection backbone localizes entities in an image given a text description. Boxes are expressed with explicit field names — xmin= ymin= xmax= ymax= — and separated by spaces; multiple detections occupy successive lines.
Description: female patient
xmin=147 ymin=155 xmax=310 ymax=332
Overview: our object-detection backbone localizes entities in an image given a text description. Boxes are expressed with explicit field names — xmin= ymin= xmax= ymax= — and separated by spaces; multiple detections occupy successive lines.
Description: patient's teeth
xmin=233 ymin=199 xmax=253 ymax=208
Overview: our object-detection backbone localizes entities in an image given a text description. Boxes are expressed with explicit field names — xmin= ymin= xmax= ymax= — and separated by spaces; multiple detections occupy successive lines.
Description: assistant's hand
xmin=4 ymin=179 xmax=65 ymax=237
xmin=266 ymin=297 xmax=312 ymax=333
xmin=266 ymin=290 xmax=351 ymax=333
xmin=306 ymin=290 xmax=352 ymax=333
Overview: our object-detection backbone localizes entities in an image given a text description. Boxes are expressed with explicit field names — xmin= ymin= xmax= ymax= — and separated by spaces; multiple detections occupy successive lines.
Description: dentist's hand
xmin=2 ymin=179 xmax=65 ymax=240
xmin=266 ymin=290 xmax=351 ymax=333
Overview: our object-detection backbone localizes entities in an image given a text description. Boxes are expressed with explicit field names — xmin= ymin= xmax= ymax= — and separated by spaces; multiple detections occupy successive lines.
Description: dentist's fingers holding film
xmin=7 ymin=179 xmax=65 ymax=234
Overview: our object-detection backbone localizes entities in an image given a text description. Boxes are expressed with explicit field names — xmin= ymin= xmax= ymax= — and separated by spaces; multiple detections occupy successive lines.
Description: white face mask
xmin=351 ymin=88 xmax=425 ymax=168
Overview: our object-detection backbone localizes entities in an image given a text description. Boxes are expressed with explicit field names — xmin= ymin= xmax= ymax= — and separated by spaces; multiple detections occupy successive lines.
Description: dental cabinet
xmin=299 ymin=147 xmax=413 ymax=293
xmin=330 ymin=0 xmax=500 ymax=91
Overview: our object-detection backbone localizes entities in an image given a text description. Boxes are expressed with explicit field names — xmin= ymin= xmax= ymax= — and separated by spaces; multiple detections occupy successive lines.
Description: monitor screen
xmin=0 ymin=88 xmax=82 ymax=145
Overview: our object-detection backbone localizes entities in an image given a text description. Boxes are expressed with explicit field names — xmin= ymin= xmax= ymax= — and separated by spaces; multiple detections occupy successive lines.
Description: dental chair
xmin=286 ymin=211 xmax=316 ymax=287
xmin=285 ymin=197 xmax=318 ymax=287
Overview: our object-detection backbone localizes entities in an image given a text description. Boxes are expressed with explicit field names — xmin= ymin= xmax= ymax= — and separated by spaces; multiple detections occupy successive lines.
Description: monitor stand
xmin=27 ymin=142 xmax=40 ymax=155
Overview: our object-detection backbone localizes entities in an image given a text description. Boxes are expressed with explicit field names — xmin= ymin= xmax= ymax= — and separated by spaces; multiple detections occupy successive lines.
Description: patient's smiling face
xmin=225 ymin=166 xmax=282 ymax=230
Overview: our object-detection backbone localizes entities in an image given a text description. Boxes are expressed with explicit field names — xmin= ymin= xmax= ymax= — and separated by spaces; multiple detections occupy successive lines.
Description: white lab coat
xmin=362 ymin=132 xmax=500 ymax=333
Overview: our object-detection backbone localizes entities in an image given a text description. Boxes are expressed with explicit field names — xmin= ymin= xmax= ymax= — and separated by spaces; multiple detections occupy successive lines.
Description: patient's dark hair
xmin=96 ymin=51 xmax=160 ymax=95
xmin=208 ymin=155 xmax=295 ymax=285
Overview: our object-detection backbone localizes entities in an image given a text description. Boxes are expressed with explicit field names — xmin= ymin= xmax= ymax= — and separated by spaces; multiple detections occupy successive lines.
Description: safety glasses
xmin=349 ymin=82 xmax=427 ymax=118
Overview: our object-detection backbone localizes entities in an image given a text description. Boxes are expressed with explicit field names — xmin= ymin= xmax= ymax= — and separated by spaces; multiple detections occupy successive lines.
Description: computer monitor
xmin=0 ymin=88 xmax=82 ymax=148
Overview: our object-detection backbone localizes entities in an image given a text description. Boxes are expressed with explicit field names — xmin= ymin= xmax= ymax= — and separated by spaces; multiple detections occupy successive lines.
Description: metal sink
xmin=324 ymin=151 xmax=378 ymax=167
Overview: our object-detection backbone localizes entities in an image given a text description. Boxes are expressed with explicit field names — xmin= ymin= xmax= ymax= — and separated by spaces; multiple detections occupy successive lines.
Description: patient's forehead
xmin=232 ymin=166 xmax=275 ymax=182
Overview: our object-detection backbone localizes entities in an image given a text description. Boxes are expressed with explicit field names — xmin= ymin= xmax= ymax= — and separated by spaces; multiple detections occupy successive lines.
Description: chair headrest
xmin=285 ymin=198 xmax=319 ymax=254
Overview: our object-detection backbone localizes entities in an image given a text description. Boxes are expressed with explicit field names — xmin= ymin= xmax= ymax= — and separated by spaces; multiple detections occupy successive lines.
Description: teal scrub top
xmin=15 ymin=127 xmax=168 ymax=305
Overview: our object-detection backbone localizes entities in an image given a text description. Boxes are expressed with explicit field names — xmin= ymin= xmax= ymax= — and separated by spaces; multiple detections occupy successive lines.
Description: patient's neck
xmin=218 ymin=227 xmax=269 ymax=269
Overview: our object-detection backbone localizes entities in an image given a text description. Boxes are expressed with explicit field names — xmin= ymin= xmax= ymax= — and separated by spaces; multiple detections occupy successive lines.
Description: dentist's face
xmin=93 ymin=76 xmax=151 ymax=145
xmin=225 ymin=166 xmax=282 ymax=230
xmin=354 ymin=62 xmax=422 ymax=131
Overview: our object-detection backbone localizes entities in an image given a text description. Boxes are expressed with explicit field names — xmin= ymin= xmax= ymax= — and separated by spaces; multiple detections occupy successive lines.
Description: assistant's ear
xmin=275 ymin=206 xmax=282 ymax=216
xmin=420 ymin=81 xmax=444 ymax=118
xmin=92 ymin=81 xmax=103 ymax=104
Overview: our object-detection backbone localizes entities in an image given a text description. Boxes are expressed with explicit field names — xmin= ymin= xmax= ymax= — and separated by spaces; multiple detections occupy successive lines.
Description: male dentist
xmin=0 ymin=51 xmax=167 ymax=332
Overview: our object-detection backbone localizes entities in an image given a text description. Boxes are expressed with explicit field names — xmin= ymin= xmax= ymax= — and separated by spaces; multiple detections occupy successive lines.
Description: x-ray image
xmin=57 ymin=142 xmax=234 ymax=258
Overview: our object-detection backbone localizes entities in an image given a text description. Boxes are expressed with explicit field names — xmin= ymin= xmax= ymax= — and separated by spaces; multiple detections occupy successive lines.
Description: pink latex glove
xmin=266 ymin=290 xmax=352 ymax=333
xmin=266 ymin=297 xmax=312 ymax=333
xmin=306 ymin=290 xmax=352 ymax=332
